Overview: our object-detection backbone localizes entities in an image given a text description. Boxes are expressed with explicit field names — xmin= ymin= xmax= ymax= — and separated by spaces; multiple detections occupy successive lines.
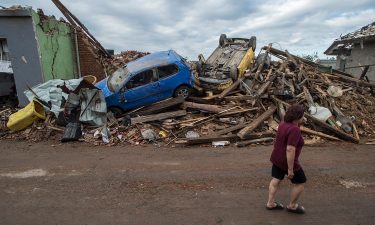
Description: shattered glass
xmin=108 ymin=67 xmax=130 ymax=92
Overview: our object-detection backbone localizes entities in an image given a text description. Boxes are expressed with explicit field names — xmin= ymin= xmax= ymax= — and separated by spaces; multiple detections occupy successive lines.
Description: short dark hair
xmin=284 ymin=104 xmax=305 ymax=123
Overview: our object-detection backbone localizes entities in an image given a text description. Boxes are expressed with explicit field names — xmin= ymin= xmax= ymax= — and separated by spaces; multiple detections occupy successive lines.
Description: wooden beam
xmin=135 ymin=97 xmax=184 ymax=116
xmin=131 ymin=110 xmax=186 ymax=124
xmin=223 ymin=95 xmax=255 ymax=102
xmin=215 ymin=122 xmax=249 ymax=136
xmin=236 ymin=137 xmax=274 ymax=147
xmin=218 ymin=108 xmax=259 ymax=117
xmin=285 ymin=50 xmax=299 ymax=67
xmin=183 ymin=102 xmax=225 ymax=113
xmin=237 ymin=105 xmax=277 ymax=139
xmin=359 ymin=65 xmax=370 ymax=80
xmin=182 ymin=131 xmax=274 ymax=145
xmin=300 ymin=126 xmax=340 ymax=141
xmin=265 ymin=46 xmax=355 ymax=78
xmin=303 ymin=86 xmax=314 ymax=106
xmin=51 ymin=0 xmax=111 ymax=58
xmin=217 ymin=76 xmax=246 ymax=99
xmin=352 ymin=123 xmax=360 ymax=140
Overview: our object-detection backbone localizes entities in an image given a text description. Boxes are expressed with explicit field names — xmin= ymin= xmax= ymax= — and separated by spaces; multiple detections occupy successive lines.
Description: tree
xmin=300 ymin=52 xmax=319 ymax=61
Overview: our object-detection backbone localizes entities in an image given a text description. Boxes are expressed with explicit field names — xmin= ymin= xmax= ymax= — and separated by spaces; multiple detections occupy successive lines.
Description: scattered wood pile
xmin=1 ymin=46 xmax=375 ymax=147
xmin=103 ymin=45 xmax=374 ymax=147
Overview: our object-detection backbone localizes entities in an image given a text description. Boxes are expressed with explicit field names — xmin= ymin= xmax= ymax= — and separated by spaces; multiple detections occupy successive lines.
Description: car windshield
xmin=107 ymin=67 xmax=130 ymax=92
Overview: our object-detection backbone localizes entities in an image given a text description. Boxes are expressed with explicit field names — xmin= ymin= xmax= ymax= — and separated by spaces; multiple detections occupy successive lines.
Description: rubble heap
xmin=103 ymin=51 xmax=150 ymax=74
xmin=1 ymin=46 xmax=375 ymax=146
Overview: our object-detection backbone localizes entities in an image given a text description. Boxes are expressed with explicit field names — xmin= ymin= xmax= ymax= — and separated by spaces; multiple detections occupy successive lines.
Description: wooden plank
xmin=215 ymin=122 xmax=249 ymax=136
xmin=218 ymin=108 xmax=259 ymax=117
xmin=236 ymin=137 xmax=274 ymax=147
xmin=285 ymin=50 xmax=299 ymax=67
xmin=183 ymin=131 xmax=274 ymax=145
xmin=303 ymin=86 xmax=314 ymax=106
xmin=217 ymin=76 xmax=246 ymax=99
xmin=135 ymin=97 xmax=184 ymax=116
xmin=51 ymin=0 xmax=110 ymax=57
xmin=277 ymin=102 xmax=286 ymax=121
xmin=237 ymin=105 xmax=277 ymax=139
xmin=266 ymin=46 xmax=355 ymax=78
xmin=223 ymin=95 xmax=255 ymax=102
xmin=187 ymin=96 xmax=215 ymax=104
xmin=183 ymin=102 xmax=225 ymax=113
xmin=300 ymin=126 xmax=340 ymax=141
xmin=131 ymin=110 xmax=186 ymax=124
xmin=352 ymin=123 xmax=360 ymax=140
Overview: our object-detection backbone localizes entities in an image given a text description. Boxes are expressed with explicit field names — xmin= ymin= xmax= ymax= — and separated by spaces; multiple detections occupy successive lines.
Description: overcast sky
xmin=2 ymin=0 xmax=375 ymax=59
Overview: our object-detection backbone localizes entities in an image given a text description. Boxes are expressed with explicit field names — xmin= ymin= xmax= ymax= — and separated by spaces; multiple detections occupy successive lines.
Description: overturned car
xmin=195 ymin=34 xmax=256 ymax=92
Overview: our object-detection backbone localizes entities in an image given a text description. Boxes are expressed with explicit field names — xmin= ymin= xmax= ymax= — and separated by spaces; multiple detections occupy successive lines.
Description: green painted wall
xmin=32 ymin=11 xmax=77 ymax=81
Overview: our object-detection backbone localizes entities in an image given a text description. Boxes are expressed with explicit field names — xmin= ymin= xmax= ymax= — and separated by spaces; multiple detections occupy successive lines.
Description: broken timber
xmin=218 ymin=75 xmax=247 ymax=99
xmin=131 ymin=110 xmax=186 ymax=124
xmin=237 ymin=105 xmax=277 ymax=139
xmin=300 ymin=126 xmax=340 ymax=141
xmin=183 ymin=102 xmax=225 ymax=113
xmin=135 ymin=97 xmax=184 ymax=116
xmin=235 ymin=137 xmax=274 ymax=147
xmin=182 ymin=131 xmax=274 ymax=145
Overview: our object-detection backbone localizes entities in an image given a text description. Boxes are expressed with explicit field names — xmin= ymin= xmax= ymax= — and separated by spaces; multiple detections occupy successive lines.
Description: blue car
xmin=96 ymin=50 xmax=194 ymax=114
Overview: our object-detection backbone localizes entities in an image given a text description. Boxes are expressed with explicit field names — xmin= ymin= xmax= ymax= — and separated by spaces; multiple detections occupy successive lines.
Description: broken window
xmin=125 ymin=69 xmax=155 ymax=90
xmin=0 ymin=39 xmax=10 ymax=61
xmin=108 ymin=67 xmax=130 ymax=92
xmin=157 ymin=64 xmax=179 ymax=79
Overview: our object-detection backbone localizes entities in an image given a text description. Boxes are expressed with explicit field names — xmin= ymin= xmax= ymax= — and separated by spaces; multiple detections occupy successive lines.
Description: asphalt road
xmin=0 ymin=140 xmax=374 ymax=225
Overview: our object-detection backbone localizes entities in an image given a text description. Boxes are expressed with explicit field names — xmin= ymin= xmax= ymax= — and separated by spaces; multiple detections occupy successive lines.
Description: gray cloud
xmin=2 ymin=0 xmax=375 ymax=59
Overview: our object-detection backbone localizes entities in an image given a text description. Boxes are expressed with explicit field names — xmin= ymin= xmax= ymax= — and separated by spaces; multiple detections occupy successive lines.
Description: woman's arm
xmin=286 ymin=145 xmax=296 ymax=179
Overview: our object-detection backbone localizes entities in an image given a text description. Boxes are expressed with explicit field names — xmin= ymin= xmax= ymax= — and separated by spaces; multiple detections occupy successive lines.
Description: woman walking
xmin=266 ymin=104 xmax=306 ymax=214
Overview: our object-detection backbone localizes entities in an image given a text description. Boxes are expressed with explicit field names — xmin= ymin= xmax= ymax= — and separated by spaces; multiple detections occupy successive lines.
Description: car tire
xmin=219 ymin=34 xmax=227 ymax=47
xmin=248 ymin=36 xmax=256 ymax=50
xmin=174 ymin=85 xmax=190 ymax=99
xmin=230 ymin=66 xmax=238 ymax=80
xmin=109 ymin=107 xmax=123 ymax=118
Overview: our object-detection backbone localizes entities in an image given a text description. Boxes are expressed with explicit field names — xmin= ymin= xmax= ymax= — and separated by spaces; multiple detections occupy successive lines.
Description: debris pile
xmin=103 ymin=51 xmax=150 ymax=74
xmin=2 ymin=46 xmax=375 ymax=147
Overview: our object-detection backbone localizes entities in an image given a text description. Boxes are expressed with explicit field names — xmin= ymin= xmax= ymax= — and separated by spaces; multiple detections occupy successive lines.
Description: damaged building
xmin=0 ymin=5 xmax=108 ymax=106
xmin=325 ymin=22 xmax=375 ymax=81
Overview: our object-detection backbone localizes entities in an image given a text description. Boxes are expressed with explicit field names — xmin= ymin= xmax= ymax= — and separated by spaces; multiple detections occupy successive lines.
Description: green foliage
xmin=300 ymin=52 xmax=319 ymax=61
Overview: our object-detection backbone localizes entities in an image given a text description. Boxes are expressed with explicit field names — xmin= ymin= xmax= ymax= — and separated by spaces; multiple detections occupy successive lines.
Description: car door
xmin=156 ymin=64 xmax=181 ymax=99
xmin=121 ymin=69 xmax=161 ymax=110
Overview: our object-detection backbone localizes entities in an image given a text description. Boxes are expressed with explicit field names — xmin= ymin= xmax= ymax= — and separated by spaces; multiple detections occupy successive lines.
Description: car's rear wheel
xmin=174 ymin=85 xmax=190 ymax=99
xmin=108 ymin=107 xmax=123 ymax=118
xmin=248 ymin=36 xmax=256 ymax=50
xmin=219 ymin=34 xmax=227 ymax=47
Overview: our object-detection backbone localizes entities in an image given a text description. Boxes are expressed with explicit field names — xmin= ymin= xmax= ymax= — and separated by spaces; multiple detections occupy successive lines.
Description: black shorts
xmin=272 ymin=164 xmax=307 ymax=184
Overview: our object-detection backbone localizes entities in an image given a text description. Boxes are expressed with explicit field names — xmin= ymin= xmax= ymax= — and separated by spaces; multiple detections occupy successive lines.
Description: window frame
xmin=156 ymin=64 xmax=179 ymax=80
xmin=123 ymin=68 xmax=158 ymax=91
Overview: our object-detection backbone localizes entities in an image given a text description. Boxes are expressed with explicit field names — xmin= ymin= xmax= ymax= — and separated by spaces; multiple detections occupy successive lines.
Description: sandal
xmin=266 ymin=202 xmax=284 ymax=210
xmin=287 ymin=204 xmax=305 ymax=214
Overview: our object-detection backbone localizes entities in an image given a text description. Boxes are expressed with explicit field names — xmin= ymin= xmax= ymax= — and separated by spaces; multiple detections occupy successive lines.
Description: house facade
xmin=324 ymin=22 xmax=375 ymax=81
xmin=0 ymin=6 xmax=106 ymax=106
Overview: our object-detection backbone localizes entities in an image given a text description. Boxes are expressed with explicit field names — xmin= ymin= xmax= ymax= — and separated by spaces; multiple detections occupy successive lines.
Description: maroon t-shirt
xmin=270 ymin=122 xmax=304 ymax=171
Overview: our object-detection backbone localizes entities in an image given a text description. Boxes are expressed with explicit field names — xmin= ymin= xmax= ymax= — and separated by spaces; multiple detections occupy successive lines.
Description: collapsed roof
xmin=324 ymin=22 xmax=375 ymax=55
